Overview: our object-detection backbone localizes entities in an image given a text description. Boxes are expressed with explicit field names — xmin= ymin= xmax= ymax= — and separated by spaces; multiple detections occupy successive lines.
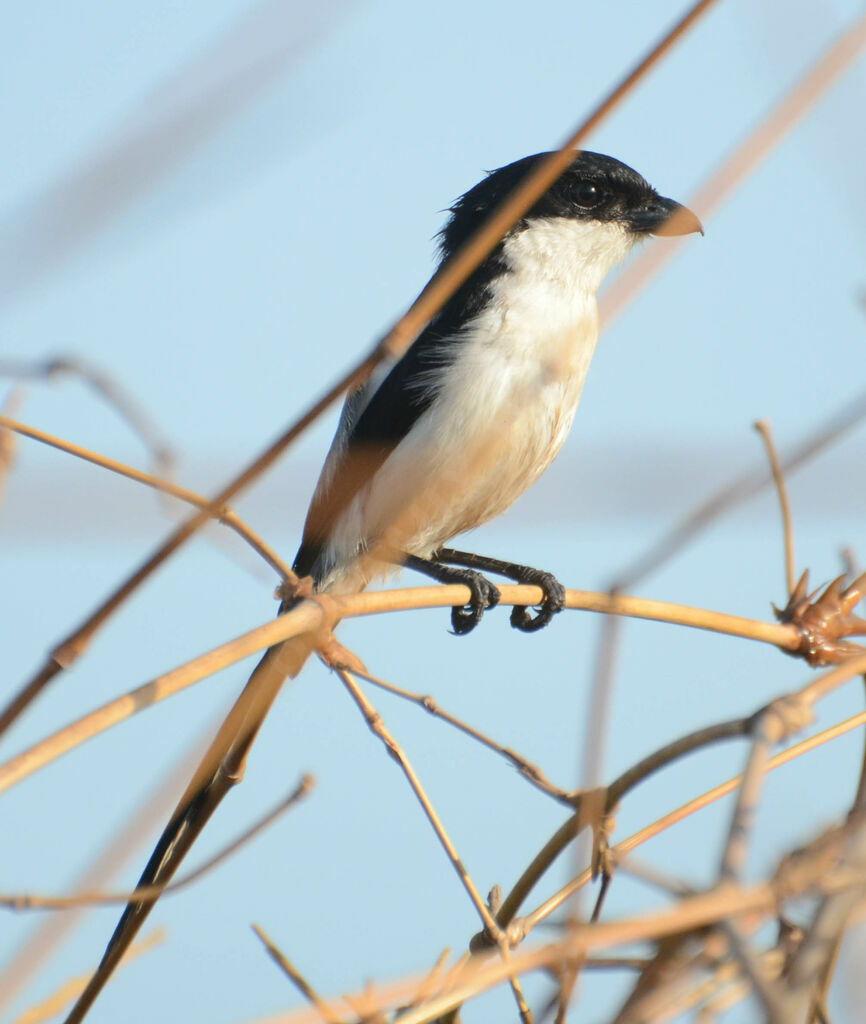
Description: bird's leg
xmin=400 ymin=553 xmax=500 ymax=635
xmin=432 ymin=548 xmax=566 ymax=632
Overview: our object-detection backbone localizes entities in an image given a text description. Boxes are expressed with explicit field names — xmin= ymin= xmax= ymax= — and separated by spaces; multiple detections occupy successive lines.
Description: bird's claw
xmin=774 ymin=569 xmax=866 ymax=666
xmin=451 ymin=571 xmax=501 ymax=635
xmin=510 ymin=570 xmax=566 ymax=633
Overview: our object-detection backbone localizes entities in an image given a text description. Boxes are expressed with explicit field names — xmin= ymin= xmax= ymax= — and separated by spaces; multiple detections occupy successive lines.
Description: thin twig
xmin=721 ymin=921 xmax=788 ymax=1023
xmin=606 ymin=717 xmax=752 ymax=810
xmin=718 ymin=707 xmax=788 ymax=883
xmin=335 ymin=669 xmax=534 ymax=1024
xmin=0 ymin=776 xmax=313 ymax=911
xmin=0 ymin=386 xmax=25 ymax=509
xmin=0 ymin=414 xmax=293 ymax=580
xmin=0 ymin=356 xmax=174 ymax=475
xmin=600 ymin=12 xmax=866 ymax=332
xmin=356 ymin=666 xmax=573 ymax=803
xmin=396 ymin=948 xmax=451 ymax=1016
xmin=755 ymin=420 xmax=797 ymax=597
xmin=0 ymin=716 xmax=219 ymax=1012
xmin=523 ymin=708 xmax=866 ymax=936
xmin=615 ymin=856 xmax=694 ymax=898
xmin=8 ymin=929 xmax=165 ymax=1024
xmin=252 ymin=924 xmax=343 ymax=1024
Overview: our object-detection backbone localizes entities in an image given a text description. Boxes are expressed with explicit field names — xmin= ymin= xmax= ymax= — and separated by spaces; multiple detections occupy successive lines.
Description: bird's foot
xmin=433 ymin=549 xmax=565 ymax=633
xmin=448 ymin=568 xmax=501 ymax=635
xmin=508 ymin=566 xmax=566 ymax=633
xmin=401 ymin=552 xmax=500 ymax=634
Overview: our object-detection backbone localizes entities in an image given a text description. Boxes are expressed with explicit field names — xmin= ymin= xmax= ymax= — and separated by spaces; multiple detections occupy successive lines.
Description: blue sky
xmin=1 ymin=2 xmax=865 ymax=1022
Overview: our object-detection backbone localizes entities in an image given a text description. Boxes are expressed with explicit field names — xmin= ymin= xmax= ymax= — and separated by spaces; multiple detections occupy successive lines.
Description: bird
xmin=292 ymin=150 xmax=702 ymax=633
xmin=61 ymin=151 xmax=702 ymax=1023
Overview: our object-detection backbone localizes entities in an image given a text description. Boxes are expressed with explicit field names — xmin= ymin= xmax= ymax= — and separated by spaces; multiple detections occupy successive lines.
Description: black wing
xmin=293 ymin=318 xmax=459 ymax=581
xmin=293 ymin=171 xmax=515 ymax=584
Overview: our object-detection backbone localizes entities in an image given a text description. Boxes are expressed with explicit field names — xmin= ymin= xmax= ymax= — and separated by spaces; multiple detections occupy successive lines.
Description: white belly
xmin=317 ymin=215 xmax=633 ymax=593
xmin=322 ymin=288 xmax=600 ymax=592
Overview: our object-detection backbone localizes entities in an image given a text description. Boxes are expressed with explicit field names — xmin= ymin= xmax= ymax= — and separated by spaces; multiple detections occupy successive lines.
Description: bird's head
xmin=439 ymin=151 xmax=701 ymax=290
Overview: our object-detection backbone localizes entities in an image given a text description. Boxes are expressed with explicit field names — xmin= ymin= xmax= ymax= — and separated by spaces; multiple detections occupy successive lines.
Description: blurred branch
xmin=600 ymin=11 xmax=866 ymax=330
xmin=0 ymin=1 xmax=360 ymax=304
xmin=0 ymin=776 xmax=312 ymax=911
xmin=0 ymin=387 xmax=25 ymax=509
xmin=0 ymin=356 xmax=174 ymax=474
xmin=252 ymin=924 xmax=343 ymax=1024
xmin=755 ymin=420 xmax=796 ymax=598
xmin=522 ymin=699 xmax=866 ymax=937
xmin=0 ymin=413 xmax=292 ymax=580
xmin=8 ymin=929 xmax=165 ymax=1024
xmin=0 ymin=716 xmax=217 ymax=1012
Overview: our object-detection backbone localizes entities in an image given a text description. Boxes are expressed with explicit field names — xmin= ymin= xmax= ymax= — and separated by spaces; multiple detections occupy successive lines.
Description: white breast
xmin=322 ymin=217 xmax=637 ymax=592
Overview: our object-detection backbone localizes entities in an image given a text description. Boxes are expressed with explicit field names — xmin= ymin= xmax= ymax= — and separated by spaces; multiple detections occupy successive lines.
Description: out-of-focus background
xmin=1 ymin=1 xmax=865 ymax=1021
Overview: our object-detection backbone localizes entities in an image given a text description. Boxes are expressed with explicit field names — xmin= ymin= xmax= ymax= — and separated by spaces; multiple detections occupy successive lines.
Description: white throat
xmin=502 ymin=216 xmax=636 ymax=297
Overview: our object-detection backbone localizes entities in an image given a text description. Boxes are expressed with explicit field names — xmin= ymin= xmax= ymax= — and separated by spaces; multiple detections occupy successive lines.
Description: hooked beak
xmin=626 ymin=195 xmax=703 ymax=237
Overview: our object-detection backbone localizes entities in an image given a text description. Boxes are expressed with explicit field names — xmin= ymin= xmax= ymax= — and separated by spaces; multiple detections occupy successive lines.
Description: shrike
xmin=63 ymin=150 xmax=701 ymax=1024
xmin=293 ymin=151 xmax=701 ymax=632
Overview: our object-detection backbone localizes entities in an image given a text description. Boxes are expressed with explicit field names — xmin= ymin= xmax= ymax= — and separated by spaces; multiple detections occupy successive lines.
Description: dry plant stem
xmin=720 ymin=920 xmax=788 ymax=1023
xmin=340 ymin=587 xmax=800 ymax=651
xmin=0 ymin=776 xmax=313 ymax=911
xmin=647 ymin=948 xmax=786 ymax=1023
xmin=610 ymin=386 xmax=866 ymax=598
xmin=600 ymin=12 xmax=866 ymax=333
xmin=385 ymin=883 xmax=816 ymax=1024
xmin=8 ymin=930 xmax=166 ymax=1024
xmin=334 ymin=669 xmax=534 ymax=1024
xmin=718 ymin=708 xmax=784 ymax=882
xmin=581 ymin=382 xmax=866 ymax=918
xmin=251 ymin=924 xmax=342 ymax=1024
xmin=610 ymin=935 xmax=690 ymax=1024
xmin=615 ymin=856 xmax=694 ymax=899
xmin=62 ymin=638 xmax=320 ymax=1024
xmin=0 ymin=356 xmax=175 ymax=474
xmin=398 ymin=949 xmax=452 ymax=1016
xmin=524 ymin=706 xmax=866 ymax=936
xmin=0 ymin=602 xmax=325 ymax=798
xmin=356 ymin=667 xmax=572 ymax=803
xmin=754 ymin=420 xmax=797 ymax=597
xmin=0 ymin=716 xmax=218 ymax=1012
xmin=606 ymin=717 xmax=752 ymax=810
xmin=0 ymin=591 xmax=799 ymax=800
xmin=0 ymin=414 xmax=294 ymax=581
xmin=0 ymin=0 xmax=719 ymax=745
xmin=799 ymin=651 xmax=866 ymax=705
xmin=253 ymin=718 xmax=866 ymax=1024
xmin=0 ymin=387 xmax=24 ymax=512
xmin=612 ymin=946 xmax=714 ymax=1022
xmin=493 ymin=716 xmax=758 ymax=940
xmin=801 ymin=677 xmax=866 ymax=1024
xmin=787 ymin=684 xmax=866 ymax=1017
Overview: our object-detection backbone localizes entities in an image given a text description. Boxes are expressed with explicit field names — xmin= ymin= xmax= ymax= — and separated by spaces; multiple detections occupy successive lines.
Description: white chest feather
xmin=323 ymin=217 xmax=636 ymax=590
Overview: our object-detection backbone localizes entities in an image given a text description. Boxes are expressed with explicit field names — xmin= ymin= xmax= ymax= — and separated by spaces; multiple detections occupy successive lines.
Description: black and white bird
xmin=62 ymin=151 xmax=701 ymax=1024
xmin=293 ymin=151 xmax=702 ymax=632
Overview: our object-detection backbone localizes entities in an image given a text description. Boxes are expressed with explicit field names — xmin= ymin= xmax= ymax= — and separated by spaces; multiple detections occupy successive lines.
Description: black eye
xmin=572 ymin=180 xmax=604 ymax=209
